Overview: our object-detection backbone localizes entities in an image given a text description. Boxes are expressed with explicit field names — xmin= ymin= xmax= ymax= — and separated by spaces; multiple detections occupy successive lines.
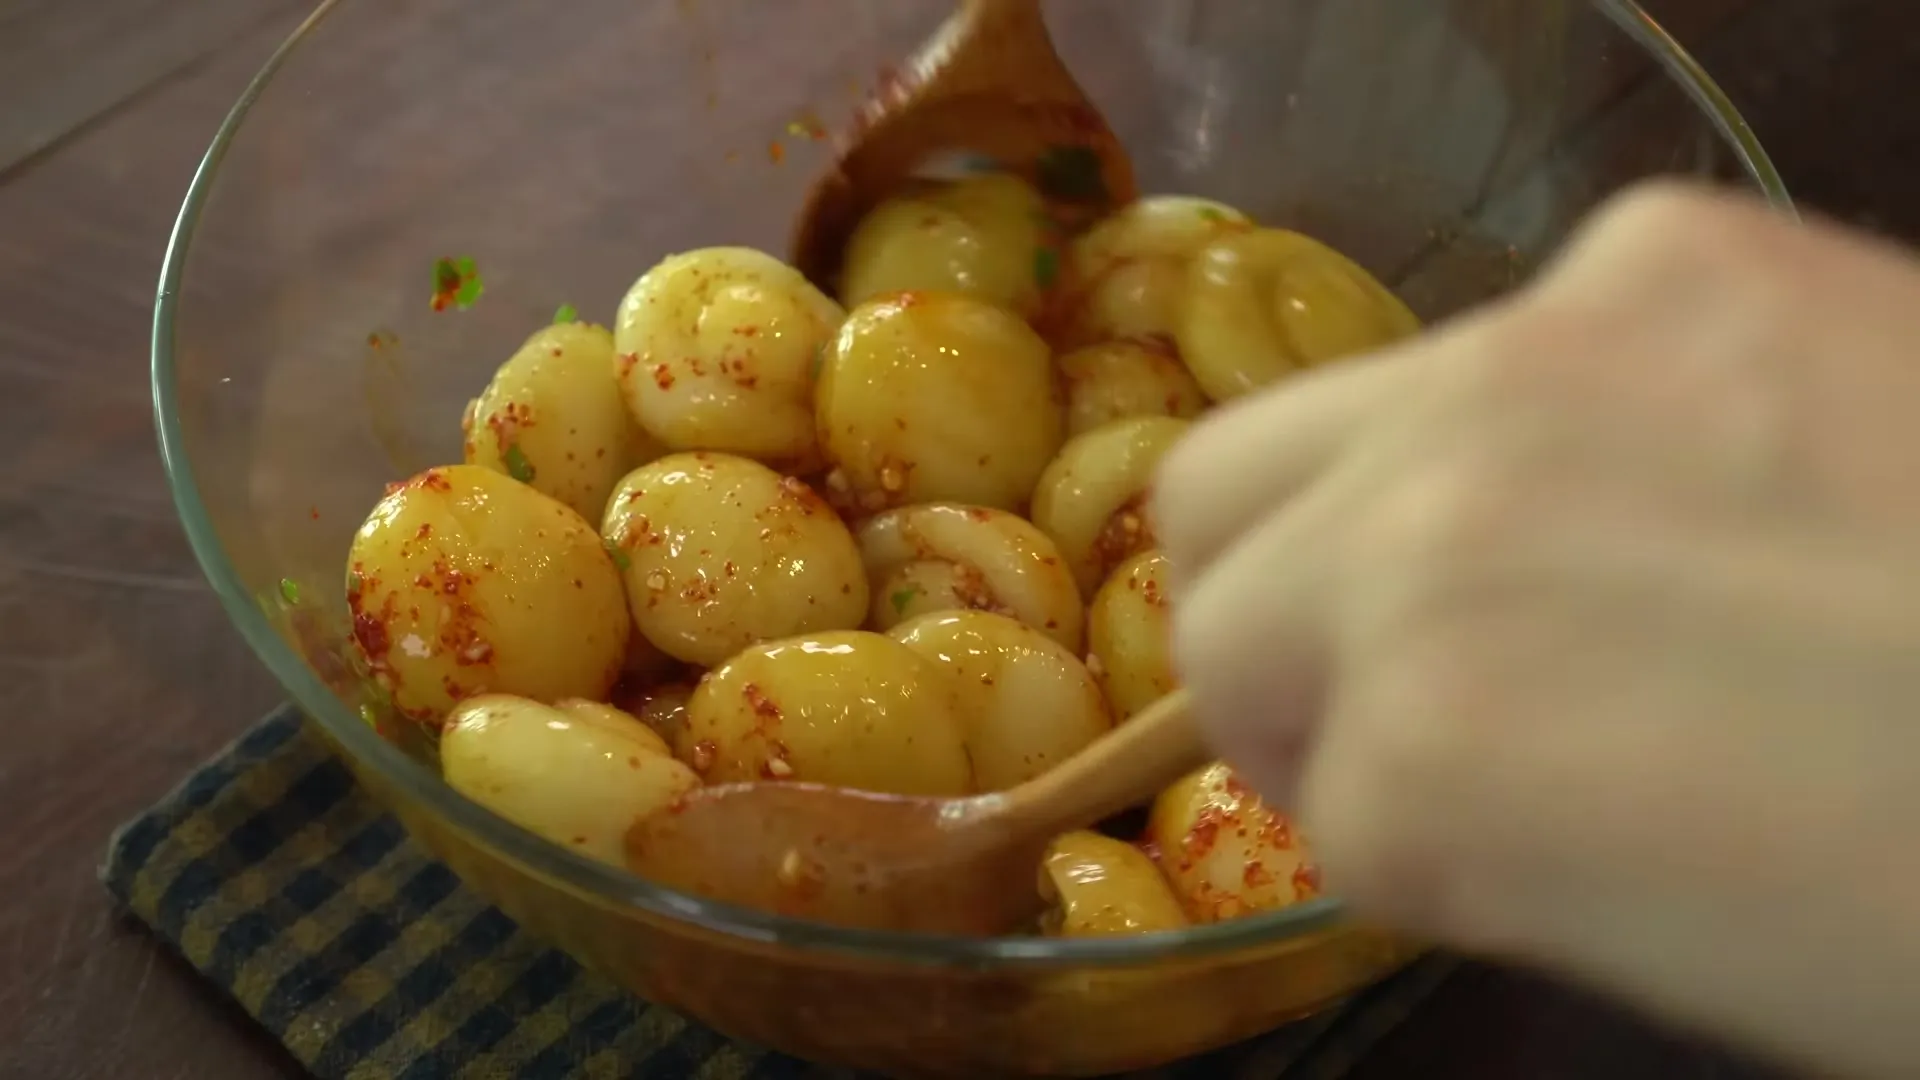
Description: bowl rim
xmin=152 ymin=0 xmax=1792 ymax=970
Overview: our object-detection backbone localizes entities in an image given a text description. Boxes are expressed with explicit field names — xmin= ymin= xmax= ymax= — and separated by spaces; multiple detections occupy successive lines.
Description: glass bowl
xmin=153 ymin=1 xmax=1789 ymax=1074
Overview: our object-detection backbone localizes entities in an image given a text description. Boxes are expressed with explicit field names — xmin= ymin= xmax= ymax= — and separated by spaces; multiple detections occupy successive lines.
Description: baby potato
xmin=613 ymin=247 xmax=845 ymax=470
xmin=679 ymin=630 xmax=973 ymax=795
xmin=1039 ymin=830 xmax=1189 ymax=937
xmin=553 ymin=698 xmax=672 ymax=758
xmin=463 ymin=321 xmax=664 ymax=522
xmin=1031 ymin=416 xmax=1189 ymax=596
xmin=442 ymin=694 xmax=699 ymax=868
xmin=840 ymin=173 xmax=1051 ymax=316
xmin=1087 ymin=551 xmax=1178 ymax=719
xmin=857 ymin=503 xmax=1084 ymax=652
xmin=1179 ymin=227 xmax=1420 ymax=402
xmin=889 ymin=611 xmax=1111 ymax=791
xmin=1148 ymin=763 xmax=1321 ymax=922
xmin=346 ymin=465 xmax=630 ymax=724
xmin=817 ymin=291 xmax=1064 ymax=514
xmin=1057 ymin=338 xmax=1207 ymax=437
xmin=1056 ymin=195 xmax=1252 ymax=348
xmin=602 ymin=453 xmax=867 ymax=667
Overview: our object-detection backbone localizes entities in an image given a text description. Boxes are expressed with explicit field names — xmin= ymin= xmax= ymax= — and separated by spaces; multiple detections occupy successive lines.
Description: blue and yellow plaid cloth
xmin=101 ymin=705 xmax=1456 ymax=1079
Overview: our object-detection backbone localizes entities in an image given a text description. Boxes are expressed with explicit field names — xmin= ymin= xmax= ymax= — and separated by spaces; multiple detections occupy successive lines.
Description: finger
xmin=1171 ymin=467 xmax=1349 ymax=809
xmin=1153 ymin=348 xmax=1415 ymax=586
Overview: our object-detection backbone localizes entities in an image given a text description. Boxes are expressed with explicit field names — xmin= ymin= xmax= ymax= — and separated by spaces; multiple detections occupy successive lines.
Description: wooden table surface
xmin=0 ymin=1 xmax=1907 ymax=1077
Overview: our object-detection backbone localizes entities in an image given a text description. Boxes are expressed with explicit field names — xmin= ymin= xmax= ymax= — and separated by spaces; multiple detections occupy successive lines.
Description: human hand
xmin=1157 ymin=183 xmax=1920 ymax=1078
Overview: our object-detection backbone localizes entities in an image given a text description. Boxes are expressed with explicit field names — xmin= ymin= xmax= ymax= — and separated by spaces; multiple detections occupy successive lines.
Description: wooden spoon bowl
xmin=625 ymin=691 xmax=1203 ymax=935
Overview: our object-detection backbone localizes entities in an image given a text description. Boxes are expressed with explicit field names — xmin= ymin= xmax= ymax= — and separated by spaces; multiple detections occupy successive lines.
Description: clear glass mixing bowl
xmin=153 ymin=1 xmax=1789 ymax=1074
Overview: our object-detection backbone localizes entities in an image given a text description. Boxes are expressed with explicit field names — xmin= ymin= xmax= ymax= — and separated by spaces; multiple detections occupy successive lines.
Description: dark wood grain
xmin=0 ymin=1 xmax=1910 ymax=1078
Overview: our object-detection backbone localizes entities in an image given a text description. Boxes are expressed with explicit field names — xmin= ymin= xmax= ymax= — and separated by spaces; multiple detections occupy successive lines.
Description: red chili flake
xmin=785 ymin=113 xmax=828 ymax=141
xmin=742 ymin=683 xmax=781 ymax=725
xmin=617 ymin=352 xmax=641 ymax=379
xmin=1091 ymin=494 xmax=1154 ymax=581
xmin=767 ymin=141 xmax=786 ymax=165
xmin=309 ymin=506 xmax=321 ymax=521
xmin=1292 ymin=862 xmax=1323 ymax=898
xmin=384 ymin=480 xmax=406 ymax=497
xmin=418 ymin=469 xmax=453 ymax=493
xmin=352 ymin=610 xmax=391 ymax=663
xmin=651 ymin=363 xmax=676 ymax=391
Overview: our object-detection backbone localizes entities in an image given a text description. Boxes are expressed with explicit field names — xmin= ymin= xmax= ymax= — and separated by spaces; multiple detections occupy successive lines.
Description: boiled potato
xmin=610 ymin=681 xmax=696 ymax=751
xmin=1031 ymin=416 xmax=1189 ymax=595
xmin=817 ymin=291 xmax=1064 ymax=514
xmin=346 ymin=465 xmax=630 ymax=723
xmin=602 ymin=452 xmax=867 ymax=667
xmin=1179 ymin=227 xmax=1420 ymax=402
xmin=840 ymin=174 xmax=1051 ymax=316
xmin=1148 ymin=763 xmax=1321 ymax=922
xmin=442 ymin=694 xmax=699 ymax=867
xmin=1057 ymin=338 xmax=1208 ymax=437
xmin=553 ymin=698 xmax=672 ymax=758
xmin=1087 ymin=550 xmax=1177 ymax=719
xmin=679 ymin=630 xmax=973 ymax=795
xmin=1039 ymin=830 xmax=1189 ymax=937
xmin=463 ymin=321 xmax=664 ymax=522
xmin=613 ymin=247 xmax=844 ymax=470
xmin=857 ymin=503 xmax=1084 ymax=652
xmin=888 ymin=611 xmax=1111 ymax=791
xmin=1056 ymin=195 xmax=1251 ymax=348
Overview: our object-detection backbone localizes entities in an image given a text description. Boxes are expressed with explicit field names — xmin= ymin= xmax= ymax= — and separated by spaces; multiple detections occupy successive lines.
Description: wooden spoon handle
xmin=1006 ymin=690 xmax=1209 ymax=839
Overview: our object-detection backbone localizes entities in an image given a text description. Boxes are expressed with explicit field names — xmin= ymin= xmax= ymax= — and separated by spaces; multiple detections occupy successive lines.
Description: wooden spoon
xmin=624 ymin=690 xmax=1205 ymax=935
xmin=789 ymin=0 xmax=1138 ymax=293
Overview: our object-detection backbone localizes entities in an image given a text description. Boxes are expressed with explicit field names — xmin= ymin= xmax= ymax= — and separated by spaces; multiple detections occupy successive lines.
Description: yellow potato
xmin=442 ymin=693 xmax=699 ymax=868
xmin=1179 ymin=227 xmax=1420 ymax=402
xmin=840 ymin=173 xmax=1051 ymax=316
xmin=1031 ymin=416 xmax=1189 ymax=596
xmin=1148 ymin=763 xmax=1321 ymax=923
xmin=552 ymin=698 xmax=672 ymax=758
xmin=1057 ymin=339 xmax=1207 ymax=437
xmin=463 ymin=321 xmax=664 ymax=522
xmin=817 ymin=291 xmax=1064 ymax=514
xmin=601 ymin=453 xmax=867 ymax=667
xmin=888 ymin=611 xmax=1111 ymax=791
xmin=346 ymin=465 xmax=630 ymax=724
xmin=1087 ymin=550 xmax=1178 ymax=719
xmin=1039 ymin=830 xmax=1190 ymax=937
xmin=679 ymin=630 xmax=972 ymax=795
xmin=1057 ymin=195 xmax=1251 ymax=348
xmin=857 ymin=503 xmax=1084 ymax=652
xmin=613 ymin=247 xmax=845 ymax=470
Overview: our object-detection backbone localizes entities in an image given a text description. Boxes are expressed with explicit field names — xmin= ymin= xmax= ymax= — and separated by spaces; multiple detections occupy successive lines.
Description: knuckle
xmin=1350 ymin=452 xmax=1517 ymax=595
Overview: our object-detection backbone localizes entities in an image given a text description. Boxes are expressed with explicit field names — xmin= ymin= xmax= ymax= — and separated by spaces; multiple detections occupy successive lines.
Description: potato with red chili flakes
xmin=613 ymin=247 xmax=844 ymax=470
xmin=857 ymin=503 xmax=1084 ymax=651
xmin=677 ymin=630 xmax=972 ymax=795
xmin=888 ymin=611 xmax=1110 ymax=791
xmin=1057 ymin=339 xmax=1208 ymax=437
xmin=816 ymin=291 xmax=1064 ymax=514
xmin=345 ymin=465 xmax=631 ymax=724
xmin=1087 ymin=550 xmax=1178 ymax=719
xmin=1031 ymin=415 xmax=1189 ymax=596
xmin=1038 ymin=830 xmax=1189 ymax=937
xmin=441 ymin=694 xmax=699 ymax=868
xmin=1179 ymin=227 xmax=1420 ymax=402
xmin=1147 ymin=763 xmax=1321 ymax=923
xmin=463 ymin=321 xmax=664 ymax=522
xmin=601 ymin=452 xmax=867 ymax=667
xmin=610 ymin=681 xmax=696 ymax=751
xmin=1054 ymin=195 xmax=1251 ymax=349
xmin=839 ymin=173 xmax=1052 ymax=317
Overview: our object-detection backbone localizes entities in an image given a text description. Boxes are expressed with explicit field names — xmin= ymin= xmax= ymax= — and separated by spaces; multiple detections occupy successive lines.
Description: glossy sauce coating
xmin=346 ymin=465 xmax=630 ymax=722
xmin=888 ymin=610 xmax=1111 ymax=791
xmin=817 ymin=291 xmax=1064 ymax=514
xmin=601 ymin=452 xmax=867 ymax=666
xmin=1039 ymin=829 xmax=1190 ymax=937
xmin=1031 ymin=415 xmax=1189 ymax=596
xmin=839 ymin=173 xmax=1051 ymax=316
xmin=679 ymin=630 xmax=974 ymax=796
xmin=1086 ymin=550 xmax=1178 ymax=719
xmin=857 ymin=502 xmax=1084 ymax=652
xmin=1148 ymin=763 xmax=1321 ymax=922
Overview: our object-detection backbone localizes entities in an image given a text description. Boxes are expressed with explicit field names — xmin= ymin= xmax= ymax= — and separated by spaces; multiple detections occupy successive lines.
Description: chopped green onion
xmin=502 ymin=444 xmax=536 ymax=483
xmin=603 ymin=537 xmax=632 ymax=572
xmin=278 ymin=578 xmax=301 ymax=605
xmin=890 ymin=587 xmax=920 ymax=615
xmin=553 ymin=302 xmax=578 ymax=324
